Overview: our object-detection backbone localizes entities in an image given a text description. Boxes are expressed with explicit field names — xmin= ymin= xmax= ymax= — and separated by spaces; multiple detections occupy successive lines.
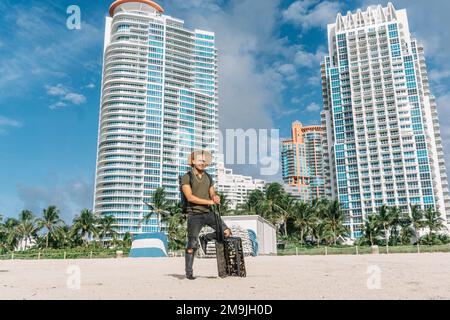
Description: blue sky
xmin=1 ymin=0 xmax=450 ymax=222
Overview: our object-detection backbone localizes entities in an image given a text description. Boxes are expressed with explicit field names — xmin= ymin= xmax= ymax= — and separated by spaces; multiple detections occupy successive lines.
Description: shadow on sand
xmin=167 ymin=274 xmax=218 ymax=280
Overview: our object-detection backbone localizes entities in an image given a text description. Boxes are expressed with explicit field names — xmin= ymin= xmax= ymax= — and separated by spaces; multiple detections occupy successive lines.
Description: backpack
xmin=179 ymin=170 xmax=214 ymax=214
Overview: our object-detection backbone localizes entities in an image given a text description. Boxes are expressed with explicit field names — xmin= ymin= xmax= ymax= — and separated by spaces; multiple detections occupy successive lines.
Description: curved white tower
xmin=94 ymin=0 xmax=219 ymax=237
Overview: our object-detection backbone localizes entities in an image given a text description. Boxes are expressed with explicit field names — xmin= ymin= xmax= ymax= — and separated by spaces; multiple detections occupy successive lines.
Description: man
xmin=181 ymin=150 xmax=231 ymax=280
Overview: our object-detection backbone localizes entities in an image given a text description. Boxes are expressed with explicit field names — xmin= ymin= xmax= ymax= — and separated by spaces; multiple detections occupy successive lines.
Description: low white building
xmin=222 ymin=215 xmax=277 ymax=255
xmin=216 ymin=155 xmax=266 ymax=210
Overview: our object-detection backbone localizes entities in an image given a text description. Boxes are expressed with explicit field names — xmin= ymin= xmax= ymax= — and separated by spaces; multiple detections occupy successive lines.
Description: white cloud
xmin=282 ymin=0 xmax=343 ymax=30
xmin=294 ymin=46 xmax=326 ymax=68
xmin=45 ymin=84 xmax=67 ymax=96
xmin=0 ymin=4 xmax=102 ymax=97
xmin=0 ymin=116 xmax=22 ymax=128
xmin=278 ymin=63 xmax=297 ymax=76
xmin=49 ymin=102 xmax=68 ymax=110
xmin=429 ymin=69 xmax=450 ymax=84
xmin=16 ymin=176 xmax=94 ymax=223
xmin=45 ymin=83 xmax=86 ymax=109
xmin=164 ymin=0 xmax=289 ymax=134
xmin=63 ymin=93 xmax=86 ymax=105
xmin=278 ymin=63 xmax=298 ymax=81
xmin=85 ymin=83 xmax=95 ymax=89
xmin=306 ymin=102 xmax=321 ymax=112
xmin=0 ymin=116 xmax=23 ymax=135
xmin=280 ymin=108 xmax=300 ymax=116
xmin=291 ymin=97 xmax=302 ymax=104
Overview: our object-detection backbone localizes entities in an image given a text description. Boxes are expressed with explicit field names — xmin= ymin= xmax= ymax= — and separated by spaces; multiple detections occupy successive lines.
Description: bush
xmin=438 ymin=234 xmax=450 ymax=244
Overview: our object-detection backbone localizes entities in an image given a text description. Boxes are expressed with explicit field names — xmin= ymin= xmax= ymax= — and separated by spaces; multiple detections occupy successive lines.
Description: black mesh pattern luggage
xmin=213 ymin=206 xmax=246 ymax=278
xmin=223 ymin=237 xmax=246 ymax=277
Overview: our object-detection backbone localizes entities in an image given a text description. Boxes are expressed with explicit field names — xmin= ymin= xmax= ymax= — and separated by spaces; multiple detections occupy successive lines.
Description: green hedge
xmin=277 ymin=244 xmax=450 ymax=256
xmin=0 ymin=248 xmax=131 ymax=260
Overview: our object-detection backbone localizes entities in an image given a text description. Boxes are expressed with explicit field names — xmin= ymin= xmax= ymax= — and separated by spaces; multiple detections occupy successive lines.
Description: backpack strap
xmin=204 ymin=171 xmax=214 ymax=188
xmin=186 ymin=171 xmax=193 ymax=214
xmin=188 ymin=171 xmax=193 ymax=187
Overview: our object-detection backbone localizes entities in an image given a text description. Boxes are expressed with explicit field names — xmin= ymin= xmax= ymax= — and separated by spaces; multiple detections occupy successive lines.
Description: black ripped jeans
xmin=186 ymin=210 xmax=229 ymax=251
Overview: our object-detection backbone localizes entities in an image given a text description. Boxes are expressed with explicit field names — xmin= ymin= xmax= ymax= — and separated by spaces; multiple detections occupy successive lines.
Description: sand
xmin=0 ymin=253 xmax=449 ymax=300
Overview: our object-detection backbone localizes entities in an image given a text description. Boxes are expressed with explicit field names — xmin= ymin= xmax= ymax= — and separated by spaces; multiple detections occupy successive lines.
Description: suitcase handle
xmin=212 ymin=205 xmax=224 ymax=243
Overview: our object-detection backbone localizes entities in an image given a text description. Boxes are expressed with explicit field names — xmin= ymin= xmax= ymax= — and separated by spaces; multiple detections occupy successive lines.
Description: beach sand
xmin=0 ymin=253 xmax=449 ymax=300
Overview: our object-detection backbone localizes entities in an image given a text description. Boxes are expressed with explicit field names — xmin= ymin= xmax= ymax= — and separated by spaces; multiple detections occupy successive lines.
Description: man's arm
xmin=182 ymin=184 xmax=214 ymax=206
xmin=209 ymin=186 xmax=216 ymax=199
xmin=208 ymin=186 xmax=230 ymax=237
xmin=209 ymin=186 xmax=220 ymax=205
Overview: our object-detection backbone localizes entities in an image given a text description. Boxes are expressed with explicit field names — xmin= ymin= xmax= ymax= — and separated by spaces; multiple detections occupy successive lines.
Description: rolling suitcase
xmin=213 ymin=206 xmax=246 ymax=278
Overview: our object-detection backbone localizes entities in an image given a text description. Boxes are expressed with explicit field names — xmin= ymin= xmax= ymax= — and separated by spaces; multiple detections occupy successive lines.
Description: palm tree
xmin=52 ymin=224 xmax=73 ymax=248
xmin=388 ymin=206 xmax=402 ymax=246
xmin=312 ymin=220 xmax=334 ymax=246
xmin=164 ymin=211 xmax=187 ymax=250
xmin=273 ymin=193 xmax=295 ymax=236
xmin=161 ymin=202 xmax=188 ymax=250
xmin=0 ymin=215 xmax=7 ymax=253
xmin=323 ymin=200 xmax=348 ymax=245
xmin=422 ymin=207 xmax=446 ymax=242
xmin=16 ymin=210 xmax=40 ymax=250
xmin=37 ymin=206 xmax=63 ymax=248
xmin=375 ymin=205 xmax=393 ymax=253
xmin=71 ymin=209 xmax=98 ymax=246
xmin=216 ymin=192 xmax=231 ymax=216
xmin=399 ymin=214 xmax=414 ymax=245
xmin=241 ymin=189 xmax=265 ymax=214
xmin=292 ymin=202 xmax=316 ymax=246
xmin=255 ymin=183 xmax=284 ymax=221
xmin=16 ymin=219 xmax=40 ymax=251
xmin=98 ymin=215 xmax=118 ymax=246
xmin=2 ymin=218 xmax=19 ymax=251
xmin=143 ymin=187 xmax=169 ymax=232
xmin=410 ymin=205 xmax=424 ymax=247
xmin=122 ymin=232 xmax=132 ymax=247
xmin=362 ymin=214 xmax=382 ymax=246
xmin=19 ymin=210 xmax=34 ymax=222
xmin=311 ymin=198 xmax=329 ymax=220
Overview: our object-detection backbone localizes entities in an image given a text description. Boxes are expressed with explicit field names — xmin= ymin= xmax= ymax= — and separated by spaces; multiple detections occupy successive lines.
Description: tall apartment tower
xmin=93 ymin=0 xmax=219 ymax=236
xmin=321 ymin=3 xmax=450 ymax=238
xmin=281 ymin=121 xmax=327 ymax=202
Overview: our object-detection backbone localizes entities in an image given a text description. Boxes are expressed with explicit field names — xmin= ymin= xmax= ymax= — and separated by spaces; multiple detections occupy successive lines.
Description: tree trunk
xmin=384 ymin=226 xmax=389 ymax=254
xmin=46 ymin=233 xmax=49 ymax=249
xmin=333 ymin=226 xmax=337 ymax=246
xmin=284 ymin=220 xmax=288 ymax=237
xmin=300 ymin=229 xmax=304 ymax=247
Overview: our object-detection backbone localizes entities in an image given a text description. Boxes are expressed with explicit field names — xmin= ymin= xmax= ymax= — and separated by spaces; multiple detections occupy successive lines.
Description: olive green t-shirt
xmin=181 ymin=171 xmax=212 ymax=214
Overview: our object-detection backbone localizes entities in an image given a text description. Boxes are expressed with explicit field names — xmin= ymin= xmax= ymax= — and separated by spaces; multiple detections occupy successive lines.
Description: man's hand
xmin=212 ymin=195 xmax=220 ymax=205
xmin=224 ymin=228 xmax=232 ymax=238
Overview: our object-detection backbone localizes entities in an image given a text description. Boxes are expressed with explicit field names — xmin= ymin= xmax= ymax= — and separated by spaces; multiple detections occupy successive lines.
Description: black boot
xmin=185 ymin=251 xmax=196 ymax=280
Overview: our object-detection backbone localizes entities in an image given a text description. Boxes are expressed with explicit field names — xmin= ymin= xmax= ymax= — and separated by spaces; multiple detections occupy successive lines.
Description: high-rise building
xmin=321 ymin=3 xmax=450 ymax=238
xmin=281 ymin=121 xmax=327 ymax=202
xmin=93 ymin=0 xmax=219 ymax=237
xmin=216 ymin=154 xmax=266 ymax=210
